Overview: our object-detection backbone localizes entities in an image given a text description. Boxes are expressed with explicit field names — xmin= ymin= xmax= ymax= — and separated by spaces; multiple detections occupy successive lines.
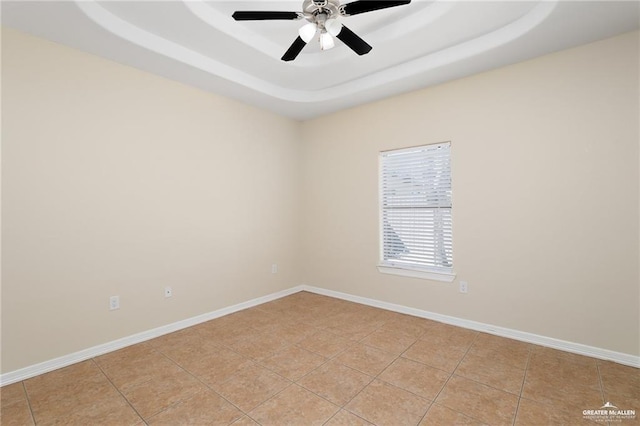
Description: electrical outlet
xmin=165 ymin=286 xmax=172 ymax=298
xmin=109 ymin=296 xmax=120 ymax=310
xmin=271 ymin=264 xmax=278 ymax=274
xmin=459 ymin=281 xmax=468 ymax=294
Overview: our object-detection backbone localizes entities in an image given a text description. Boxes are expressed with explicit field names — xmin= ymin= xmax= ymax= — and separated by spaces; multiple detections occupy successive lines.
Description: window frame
xmin=377 ymin=142 xmax=456 ymax=282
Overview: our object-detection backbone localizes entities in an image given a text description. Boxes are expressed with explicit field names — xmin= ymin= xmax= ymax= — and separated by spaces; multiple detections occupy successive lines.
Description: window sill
xmin=377 ymin=265 xmax=456 ymax=282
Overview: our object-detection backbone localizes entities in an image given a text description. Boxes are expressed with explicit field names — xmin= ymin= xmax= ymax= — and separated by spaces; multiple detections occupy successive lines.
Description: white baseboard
xmin=300 ymin=284 xmax=640 ymax=368
xmin=0 ymin=286 xmax=304 ymax=386
xmin=2 ymin=283 xmax=637 ymax=386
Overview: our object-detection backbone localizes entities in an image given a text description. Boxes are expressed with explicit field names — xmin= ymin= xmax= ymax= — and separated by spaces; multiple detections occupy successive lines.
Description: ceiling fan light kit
xmin=319 ymin=31 xmax=335 ymax=50
xmin=325 ymin=18 xmax=343 ymax=36
xmin=232 ymin=0 xmax=412 ymax=61
xmin=298 ymin=22 xmax=317 ymax=43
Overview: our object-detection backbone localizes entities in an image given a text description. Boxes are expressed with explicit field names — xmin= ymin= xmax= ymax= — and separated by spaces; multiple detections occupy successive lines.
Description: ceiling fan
xmin=232 ymin=0 xmax=411 ymax=61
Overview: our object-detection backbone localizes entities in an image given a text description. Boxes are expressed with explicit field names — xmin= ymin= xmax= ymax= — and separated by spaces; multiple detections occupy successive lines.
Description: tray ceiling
xmin=2 ymin=1 xmax=638 ymax=120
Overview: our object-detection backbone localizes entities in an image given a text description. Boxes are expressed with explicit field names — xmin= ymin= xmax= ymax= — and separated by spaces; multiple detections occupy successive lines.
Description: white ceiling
xmin=2 ymin=1 xmax=638 ymax=120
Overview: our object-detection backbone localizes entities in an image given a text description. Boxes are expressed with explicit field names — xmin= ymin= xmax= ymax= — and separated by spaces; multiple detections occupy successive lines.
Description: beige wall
xmin=300 ymin=31 xmax=639 ymax=356
xmin=1 ymin=28 xmax=302 ymax=372
xmin=2 ymin=28 xmax=639 ymax=374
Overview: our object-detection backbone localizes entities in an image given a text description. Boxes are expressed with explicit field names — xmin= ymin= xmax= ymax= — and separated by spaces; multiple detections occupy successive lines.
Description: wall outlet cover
xmin=109 ymin=296 xmax=120 ymax=310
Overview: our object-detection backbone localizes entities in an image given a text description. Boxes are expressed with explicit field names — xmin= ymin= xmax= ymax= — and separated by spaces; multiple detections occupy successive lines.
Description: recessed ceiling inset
xmin=2 ymin=0 xmax=638 ymax=119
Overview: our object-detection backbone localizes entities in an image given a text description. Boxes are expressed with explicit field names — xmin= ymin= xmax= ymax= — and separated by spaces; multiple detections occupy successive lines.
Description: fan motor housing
xmin=302 ymin=0 xmax=341 ymax=19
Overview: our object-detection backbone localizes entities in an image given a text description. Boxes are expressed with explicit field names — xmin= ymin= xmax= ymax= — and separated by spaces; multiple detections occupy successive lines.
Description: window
xmin=379 ymin=142 xmax=454 ymax=282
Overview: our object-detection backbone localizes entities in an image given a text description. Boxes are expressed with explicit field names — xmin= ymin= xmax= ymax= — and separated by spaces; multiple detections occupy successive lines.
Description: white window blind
xmin=380 ymin=142 xmax=453 ymax=274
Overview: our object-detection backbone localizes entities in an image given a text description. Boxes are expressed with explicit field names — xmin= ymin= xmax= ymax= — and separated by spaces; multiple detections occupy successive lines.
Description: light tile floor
xmin=1 ymin=291 xmax=638 ymax=425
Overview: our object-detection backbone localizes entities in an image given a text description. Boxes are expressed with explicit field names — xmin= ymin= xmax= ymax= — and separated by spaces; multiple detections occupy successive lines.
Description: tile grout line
xmin=168 ymin=317 xmax=353 ymax=423
xmin=414 ymin=331 xmax=484 ymax=425
xmin=329 ymin=351 xmax=397 ymax=418
xmin=156 ymin=322 xmax=358 ymax=424
xmin=331 ymin=319 xmax=428 ymax=421
xmin=321 ymin=410 xmax=342 ymax=426
xmin=238 ymin=319 xmax=376 ymax=424
xmin=291 ymin=315 xmax=401 ymax=420
xmin=338 ymin=322 xmax=519 ymax=424
xmin=417 ymin=335 xmax=475 ymax=423
xmin=130 ymin=347 xmax=203 ymax=419
xmin=152 ymin=343 xmax=261 ymax=423
xmin=291 ymin=314 xmax=393 ymax=418
xmin=372 ymin=327 xmax=435 ymax=397
xmin=89 ymin=358 xmax=149 ymax=426
xmin=290 ymin=323 xmax=379 ymax=383
xmin=20 ymin=381 xmax=37 ymax=426
xmin=511 ymin=345 xmax=533 ymax=426
xmin=595 ymin=360 xmax=607 ymax=405
xmin=245 ymin=324 xmax=350 ymax=386
xmin=241 ymin=381 xmax=296 ymax=425
xmin=259 ymin=314 xmax=398 ymax=421
xmin=130 ymin=343 xmax=253 ymax=424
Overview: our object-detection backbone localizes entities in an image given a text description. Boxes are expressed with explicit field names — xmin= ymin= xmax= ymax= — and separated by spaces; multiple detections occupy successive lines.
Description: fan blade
xmin=336 ymin=25 xmax=372 ymax=55
xmin=281 ymin=36 xmax=308 ymax=61
xmin=341 ymin=0 xmax=410 ymax=16
xmin=232 ymin=11 xmax=300 ymax=20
